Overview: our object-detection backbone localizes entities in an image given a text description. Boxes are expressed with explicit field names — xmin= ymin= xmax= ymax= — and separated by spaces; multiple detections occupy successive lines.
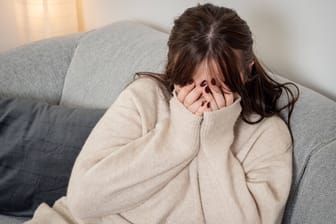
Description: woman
xmin=25 ymin=3 xmax=299 ymax=224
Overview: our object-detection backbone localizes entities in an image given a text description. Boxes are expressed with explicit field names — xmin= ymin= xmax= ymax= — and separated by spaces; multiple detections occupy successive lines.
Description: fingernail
xmin=200 ymin=80 xmax=207 ymax=87
xmin=211 ymin=78 xmax=216 ymax=85
xmin=207 ymin=102 xmax=210 ymax=108
xmin=205 ymin=86 xmax=211 ymax=93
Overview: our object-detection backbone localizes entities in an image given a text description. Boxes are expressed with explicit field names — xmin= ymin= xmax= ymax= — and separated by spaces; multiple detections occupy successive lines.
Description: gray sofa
xmin=0 ymin=21 xmax=335 ymax=224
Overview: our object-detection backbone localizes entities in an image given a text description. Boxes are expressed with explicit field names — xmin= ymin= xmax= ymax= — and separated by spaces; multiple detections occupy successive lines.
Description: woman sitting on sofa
xmin=25 ymin=3 xmax=299 ymax=224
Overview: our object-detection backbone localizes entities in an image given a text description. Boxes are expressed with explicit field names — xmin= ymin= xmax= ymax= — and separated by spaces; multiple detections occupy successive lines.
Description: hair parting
xmin=123 ymin=3 xmax=300 ymax=143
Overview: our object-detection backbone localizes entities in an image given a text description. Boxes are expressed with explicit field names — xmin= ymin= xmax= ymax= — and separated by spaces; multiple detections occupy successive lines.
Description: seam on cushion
xmin=58 ymin=29 xmax=98 ymax=106
xmin=57 ymin=31 xmax=87 ymax=105
xmin=284 ymin=137 xmax=336 ymax=222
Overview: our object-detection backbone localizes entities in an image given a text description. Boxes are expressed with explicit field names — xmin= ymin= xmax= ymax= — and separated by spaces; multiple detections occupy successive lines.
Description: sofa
xmin=0 ymin=21 xmax=335 ymax=224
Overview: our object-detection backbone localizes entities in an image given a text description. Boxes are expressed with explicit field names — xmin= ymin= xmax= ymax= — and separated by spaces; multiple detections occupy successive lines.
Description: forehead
xmin=192 ymin=58 xmax=223 ymax=81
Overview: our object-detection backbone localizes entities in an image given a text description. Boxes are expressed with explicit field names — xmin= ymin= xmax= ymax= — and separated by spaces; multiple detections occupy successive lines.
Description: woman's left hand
xmin=202 ymin=79 xmax=239 ymax=111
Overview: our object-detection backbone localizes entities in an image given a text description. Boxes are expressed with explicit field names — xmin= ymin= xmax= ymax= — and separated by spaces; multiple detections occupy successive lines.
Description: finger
xmin=208 ymin=79 xmax=226 ymax=108
xmin=220 ymin=83 xmax=235 ymax=106
xmin=177 ymin=83 xmax=196 ymax=102
xmin=203 ymin=103 xmax=213 ymax=114
xmin=194 ymin=99 xmax=209 ymax=116
xmin=184 ymin=86 xmax=204 ymax=107
xmin=224 ymin=92 xmax=234 ymax=106
xmin=219 ymin=81 xmax=231 ymax=94
xmin=202 ymin=86 xmax=218 ymax=111
xmin=188 ymin=96 xmax=205 ymax=114
xmin=204 ymin=102 xmax=212 ymax=113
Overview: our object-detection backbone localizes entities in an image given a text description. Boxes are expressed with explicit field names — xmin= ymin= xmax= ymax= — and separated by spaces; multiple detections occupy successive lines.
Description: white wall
xmin=81 ymin=0 xmax=336 ymax=101
xmin=0 ymin=0 xmax=79 ymax=49
xmin=0 ymin=0 xmax=20 ymax=51
xmin=0 ymin=0 xmax=335 ymax=101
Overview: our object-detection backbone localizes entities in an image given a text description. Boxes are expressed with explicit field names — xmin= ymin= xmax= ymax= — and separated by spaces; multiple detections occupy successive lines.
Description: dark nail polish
xmin=207 ymin=102 xmax=210 ymax=108
xmin=211 ymin=78 xmax=216 ymax=85
xmin=205 ymin=86 xmax=211 ymax=93
xmin=200 ymin=80 xmax=207 ymax=87
xmin=201 ymin=101 xmax=205 ymax=106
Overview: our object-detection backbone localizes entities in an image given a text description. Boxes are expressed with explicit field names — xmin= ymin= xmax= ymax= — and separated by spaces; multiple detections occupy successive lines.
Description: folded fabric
xmin=0 ymin=96 xmax=105 ymax=217
xmin=25 ymin=77 xmax=292 ymax=224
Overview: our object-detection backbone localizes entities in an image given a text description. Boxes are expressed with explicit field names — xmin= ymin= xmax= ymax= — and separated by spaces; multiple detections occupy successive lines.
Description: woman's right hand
xmin=174 ymin=82 xmax=211 ymax=117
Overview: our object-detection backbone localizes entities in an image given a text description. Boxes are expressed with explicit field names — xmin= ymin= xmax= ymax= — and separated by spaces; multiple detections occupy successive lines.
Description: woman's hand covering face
xmin=174 ymin=79 xmax=239 ymax=116
xmin=174 ymin=82 xmax=210 ymax=117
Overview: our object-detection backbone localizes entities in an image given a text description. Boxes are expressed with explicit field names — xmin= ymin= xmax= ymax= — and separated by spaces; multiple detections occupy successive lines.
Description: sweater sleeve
xmin=197 ymin=97 xmax=293 ymax=224
xmin=66 ymin=78 xmax=203 ymax=221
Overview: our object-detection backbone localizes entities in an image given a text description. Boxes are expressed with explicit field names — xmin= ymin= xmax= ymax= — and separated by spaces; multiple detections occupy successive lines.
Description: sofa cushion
xmin=0 ymin=214 xmax=29 ymax=224
xmin=0 ymin=97 xmax=105 ymax=217
xmin=0 ymin=33 xmax=83 ymax=105
xmin=283 ymin=140 xmax=336 ymax=224
xmin=60 ymin=21 xmax=169 ymax=109
xmin=269 ymin=73 xmax=336 ymax=223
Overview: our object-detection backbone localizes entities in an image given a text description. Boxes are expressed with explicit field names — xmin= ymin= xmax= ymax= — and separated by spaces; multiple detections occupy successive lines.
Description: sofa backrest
xmin=0 ymin=33 xmax=83 ymax=104
xmin=274 ymin=75 xmax=336 ymax=223
xmin=59 ymin=21 xmax=168 ymax=109
xmin=0 ymin=20 xmax=335 ymax=224
xmin=60 ymin=21 xmax=336 ymax=223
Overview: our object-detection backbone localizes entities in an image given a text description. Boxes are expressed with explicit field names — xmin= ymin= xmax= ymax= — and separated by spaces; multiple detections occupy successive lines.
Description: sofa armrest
xmin=272 ymin=73 xmax=336 ymax=224
xmin=0 ymin=32 xmax=83 ymax=104
xmin=283 ymin=139 xmax=336 ymax=224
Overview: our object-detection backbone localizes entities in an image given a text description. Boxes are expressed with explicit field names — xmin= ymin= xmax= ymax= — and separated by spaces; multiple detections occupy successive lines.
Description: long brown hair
xmin=127 ymin=3 xmax=299 ymax=138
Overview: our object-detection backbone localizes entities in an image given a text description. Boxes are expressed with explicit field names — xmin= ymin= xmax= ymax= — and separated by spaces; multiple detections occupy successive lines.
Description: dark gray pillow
xmin=0 ymin=97 xmax=105 ymax=217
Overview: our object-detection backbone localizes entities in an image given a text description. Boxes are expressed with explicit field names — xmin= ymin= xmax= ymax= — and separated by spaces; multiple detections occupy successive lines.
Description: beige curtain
xmin=15 ymin=0 xmax=81 ymax=44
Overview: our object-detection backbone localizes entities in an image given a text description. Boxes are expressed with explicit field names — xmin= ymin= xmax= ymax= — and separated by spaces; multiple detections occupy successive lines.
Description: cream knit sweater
xmin=25 ymin=77 xmax=293 ymax=224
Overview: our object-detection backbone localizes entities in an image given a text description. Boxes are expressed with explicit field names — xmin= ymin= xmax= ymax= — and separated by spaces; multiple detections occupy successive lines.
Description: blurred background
xmin=0 ymin=0 xmax=335 ymax=101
